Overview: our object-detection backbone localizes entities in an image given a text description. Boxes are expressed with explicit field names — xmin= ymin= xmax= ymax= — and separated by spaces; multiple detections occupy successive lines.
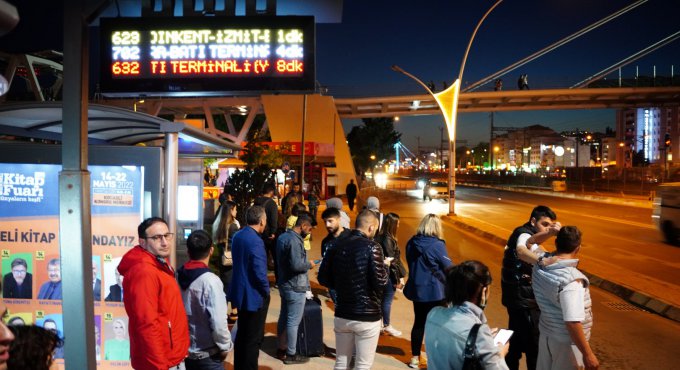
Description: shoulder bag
xmin=221 ymin=223 xmax=233 ymax=266
xmin=462 ymin=323 xmax=483 ymax=370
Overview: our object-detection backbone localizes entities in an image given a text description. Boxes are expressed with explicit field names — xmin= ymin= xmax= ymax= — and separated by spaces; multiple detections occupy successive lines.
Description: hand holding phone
xmin=493 ymin=329 xmax=513 ymax=346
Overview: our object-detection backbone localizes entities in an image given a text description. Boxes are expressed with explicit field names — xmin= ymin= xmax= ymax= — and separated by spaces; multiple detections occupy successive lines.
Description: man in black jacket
xmin=254 ymin=183 xmax=279 ymax=272
xmin=2 ymin=258 xmax=32 ymax=299
xmin=318 ymin=210 xmax=388 ymax=370
xmin=501 ymin=205 xmax=560 ymax=370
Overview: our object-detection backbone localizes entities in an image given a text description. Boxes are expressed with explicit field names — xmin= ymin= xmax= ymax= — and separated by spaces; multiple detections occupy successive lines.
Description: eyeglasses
xmin=145 ymin=233 xmax=174 ymax=241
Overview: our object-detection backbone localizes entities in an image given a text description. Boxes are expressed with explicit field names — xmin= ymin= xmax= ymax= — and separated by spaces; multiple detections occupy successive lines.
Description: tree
xmin=347 ymin=117 xmax=401 ymax=175
xmin=226 ymin=139 xmax=285 ymax=224
xmin=239 ymin=140 xmax=285 ymax=170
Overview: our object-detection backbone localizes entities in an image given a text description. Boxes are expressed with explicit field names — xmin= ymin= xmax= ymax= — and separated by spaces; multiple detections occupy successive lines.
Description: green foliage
xmin=347 ymin=117 xmax=401 ymax=174
xmin=239 ymin=140 xmax=286 ymax=170
xmin=227 ymin=167 xmax=277 ymax=225
xmin=228 ymin=138 xmax=285 ymax=224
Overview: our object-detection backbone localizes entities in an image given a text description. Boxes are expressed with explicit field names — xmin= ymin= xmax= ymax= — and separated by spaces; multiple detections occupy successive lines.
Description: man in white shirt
xmin=532 ymin=226 xmax=599 ymax=370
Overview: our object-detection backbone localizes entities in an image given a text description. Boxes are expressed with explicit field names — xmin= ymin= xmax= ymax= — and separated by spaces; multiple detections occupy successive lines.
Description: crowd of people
xmin=0 ymin=180 xmax=598 ymax=370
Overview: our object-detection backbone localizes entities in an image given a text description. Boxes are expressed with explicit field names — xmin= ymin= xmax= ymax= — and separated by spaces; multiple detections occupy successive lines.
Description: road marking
xmin=465 ymin=192 xmax=656 ymax=230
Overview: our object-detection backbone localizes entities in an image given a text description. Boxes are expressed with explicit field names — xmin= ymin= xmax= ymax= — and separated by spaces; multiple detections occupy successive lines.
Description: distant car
xmin=415 ymin=177 xmax=429 ymax=189
xmin=423 ymin=179 xmax=448 ymax=201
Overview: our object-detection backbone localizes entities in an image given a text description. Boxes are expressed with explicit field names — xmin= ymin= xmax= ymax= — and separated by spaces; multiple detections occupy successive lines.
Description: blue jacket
xmin=227 ymin=226 xmax=270 ymax=312
xmin=404 ymin=234 xmax=452 ymax=302
xmin=425 ymin=302 xmax=509 ymax=370
xmin=276 ymin=230 xmax=311 ymax=292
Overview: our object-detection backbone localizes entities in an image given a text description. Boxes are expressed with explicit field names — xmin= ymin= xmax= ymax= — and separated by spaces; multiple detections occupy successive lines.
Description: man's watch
xmin=537 ymin=252 xmax=551 ymax=266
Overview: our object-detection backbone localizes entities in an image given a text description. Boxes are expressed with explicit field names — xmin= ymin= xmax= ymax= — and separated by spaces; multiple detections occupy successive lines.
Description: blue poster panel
xmin=0 ymin=163 xmax=143 ymax=369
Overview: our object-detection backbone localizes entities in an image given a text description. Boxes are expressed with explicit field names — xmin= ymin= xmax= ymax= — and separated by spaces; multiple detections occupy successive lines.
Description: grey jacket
xmin=425 ymin=302 xmax=509 ymax=370
xmin=179 ymin=268 xmax=233 ymax=358
xmin=276 ymin=229 xmax=311 ymax=292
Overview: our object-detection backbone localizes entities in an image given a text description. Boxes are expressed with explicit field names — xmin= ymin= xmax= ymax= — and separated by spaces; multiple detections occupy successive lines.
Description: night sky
xmin=315 ymin=0 xmax=680 ymax=151
xmin=1 ymin=0 xmax=678 ymax=152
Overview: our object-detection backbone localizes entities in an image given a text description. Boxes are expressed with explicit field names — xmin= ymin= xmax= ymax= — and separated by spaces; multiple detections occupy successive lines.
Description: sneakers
xmin=382 ymin=325 xmax=402 ymax=337
xmin=283 ymin=354 xmax=310 ymax=365
xmin=408 ymin=356 xmax=420 ymax=368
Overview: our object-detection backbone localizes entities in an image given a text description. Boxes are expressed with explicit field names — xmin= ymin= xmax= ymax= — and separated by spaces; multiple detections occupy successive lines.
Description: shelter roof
xmin=0 ymin=102 xmax=240 ymax=156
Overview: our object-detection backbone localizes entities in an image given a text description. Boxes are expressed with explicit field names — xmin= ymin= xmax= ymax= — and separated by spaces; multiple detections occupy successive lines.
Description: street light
xmin=391 ymin=0 xmax=503 ymax=215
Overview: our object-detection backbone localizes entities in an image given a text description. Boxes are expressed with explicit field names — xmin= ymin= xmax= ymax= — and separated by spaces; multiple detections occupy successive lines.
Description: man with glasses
xmin=118 ymin=217 xmax=189 ymax=370
xmin=3 ymin=258 xmax=32 ymax=299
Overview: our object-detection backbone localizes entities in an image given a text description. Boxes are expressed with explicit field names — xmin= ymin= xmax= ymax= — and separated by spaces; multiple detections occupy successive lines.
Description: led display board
xmin=99 ymin=16 xmax=315 ymax=96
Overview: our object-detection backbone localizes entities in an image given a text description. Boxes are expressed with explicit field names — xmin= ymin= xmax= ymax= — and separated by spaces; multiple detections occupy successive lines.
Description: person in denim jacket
xmin=425 ymin=261 xmax=509 ymax=370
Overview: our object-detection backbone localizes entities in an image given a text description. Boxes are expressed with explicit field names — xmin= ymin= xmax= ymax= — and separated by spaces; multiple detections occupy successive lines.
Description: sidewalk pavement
xmin=222 ymin=204 xmax=417 ymax=370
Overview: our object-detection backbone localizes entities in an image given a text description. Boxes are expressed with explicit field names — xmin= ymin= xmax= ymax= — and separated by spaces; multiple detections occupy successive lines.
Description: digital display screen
xmin=99 ymin=16 xmax=315 ymax=96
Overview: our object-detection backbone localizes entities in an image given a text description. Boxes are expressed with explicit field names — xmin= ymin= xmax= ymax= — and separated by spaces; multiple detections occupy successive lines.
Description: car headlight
xmin=429 ymin=188 xmax=437 ymax=196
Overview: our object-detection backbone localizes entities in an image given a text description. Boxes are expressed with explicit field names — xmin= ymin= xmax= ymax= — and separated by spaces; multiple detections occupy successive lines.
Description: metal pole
xmin=490 ymin=112 xmax=494 ymax=170
xmin=300 ymin=95 xmax=307 ymax=189
xmin=164 ymin=132 xmax=179 ymax=268
xmin=60 ymin=1 xmax=95 ymax=369
xmin=464 ymin=0 xmax=647 ymax=91
xmin=392 ymin=0 xmax=502 ymax=216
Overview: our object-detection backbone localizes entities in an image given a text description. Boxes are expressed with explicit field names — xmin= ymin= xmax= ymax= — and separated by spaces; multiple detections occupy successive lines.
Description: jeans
xmin=168 ymin=362 xmax=186 ymax=370
xmin=185 ymin=355 xmax=223 ymax=370
xmin=333 ymin=317 xmax=381 ymax=370
xmin=382 ymin=282 xmax=395 ymax=326
xmin=234 ymin=294 xmax=270 ymax=370
xmin=411 ymin=300 xmax=442 ymax=356
xmin=505 ymin=307 xmax=540 ymax=370
xmin=277 ymin=288 xmax=307 ymax=355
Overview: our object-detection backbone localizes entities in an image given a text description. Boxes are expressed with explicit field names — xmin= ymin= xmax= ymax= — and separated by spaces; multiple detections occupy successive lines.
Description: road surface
xmin=393 ymin=182 xmax=680 ymax=309
xmin=384 ymin=194 xmax=680 ymax=370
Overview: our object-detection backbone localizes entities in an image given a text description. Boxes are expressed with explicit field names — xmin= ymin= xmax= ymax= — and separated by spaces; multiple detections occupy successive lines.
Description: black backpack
xmin=462 ymin=323 xmax=484 ymax=370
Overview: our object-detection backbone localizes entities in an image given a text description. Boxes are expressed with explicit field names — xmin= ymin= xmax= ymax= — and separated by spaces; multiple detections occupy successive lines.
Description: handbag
xmin=462 ymin=323 xmax=483 ymax=370
xmin=220 ymin=223 xmax=233 ymax=267
xmin=221 ymin=249 xmax=233 ymax=266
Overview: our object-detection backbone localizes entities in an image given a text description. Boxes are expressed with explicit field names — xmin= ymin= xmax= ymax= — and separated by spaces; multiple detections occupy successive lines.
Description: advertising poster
xmin=0 ymin=163 xmax=143 ymax=369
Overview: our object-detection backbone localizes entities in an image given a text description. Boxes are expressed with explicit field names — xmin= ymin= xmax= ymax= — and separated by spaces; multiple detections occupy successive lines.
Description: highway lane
xmin=383 ymin=196 xmax=680 ymax=370
xmin=395 ymin=184 xmax=680 ymax=307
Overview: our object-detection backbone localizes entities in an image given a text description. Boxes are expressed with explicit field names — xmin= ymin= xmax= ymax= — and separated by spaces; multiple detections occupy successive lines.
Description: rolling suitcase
xmin=296 ymin=296 xmax=324 ymax=357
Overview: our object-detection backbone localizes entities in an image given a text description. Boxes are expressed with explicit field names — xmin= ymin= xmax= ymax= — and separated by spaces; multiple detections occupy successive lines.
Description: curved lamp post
xmin=392 ymin=0 xmax=503 ymax=215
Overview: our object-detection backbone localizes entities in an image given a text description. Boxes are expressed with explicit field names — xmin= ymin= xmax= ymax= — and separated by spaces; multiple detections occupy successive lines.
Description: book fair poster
xmin=0 ymin=163 xmax=144 ymax=369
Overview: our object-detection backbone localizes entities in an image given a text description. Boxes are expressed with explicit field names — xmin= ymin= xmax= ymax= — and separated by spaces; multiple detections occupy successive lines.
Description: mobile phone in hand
xmin=313 ymin=259 xmax=321 ymax=264
xmin=494 ymin=329 xmax=513 ymax=346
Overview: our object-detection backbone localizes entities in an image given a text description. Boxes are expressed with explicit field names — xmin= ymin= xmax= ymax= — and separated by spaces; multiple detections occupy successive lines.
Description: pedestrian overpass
xmin=334 ymin=86 xmax=680 ymax=119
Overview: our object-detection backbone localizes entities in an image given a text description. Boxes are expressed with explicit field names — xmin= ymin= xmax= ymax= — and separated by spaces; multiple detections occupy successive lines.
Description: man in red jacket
xmin=118 ymin=217 xmax=189 ymax=370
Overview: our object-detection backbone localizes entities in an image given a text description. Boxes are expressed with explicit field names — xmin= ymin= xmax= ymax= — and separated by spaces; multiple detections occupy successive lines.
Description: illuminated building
xmin=616 ymin=107 xmax=680 ymax=167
